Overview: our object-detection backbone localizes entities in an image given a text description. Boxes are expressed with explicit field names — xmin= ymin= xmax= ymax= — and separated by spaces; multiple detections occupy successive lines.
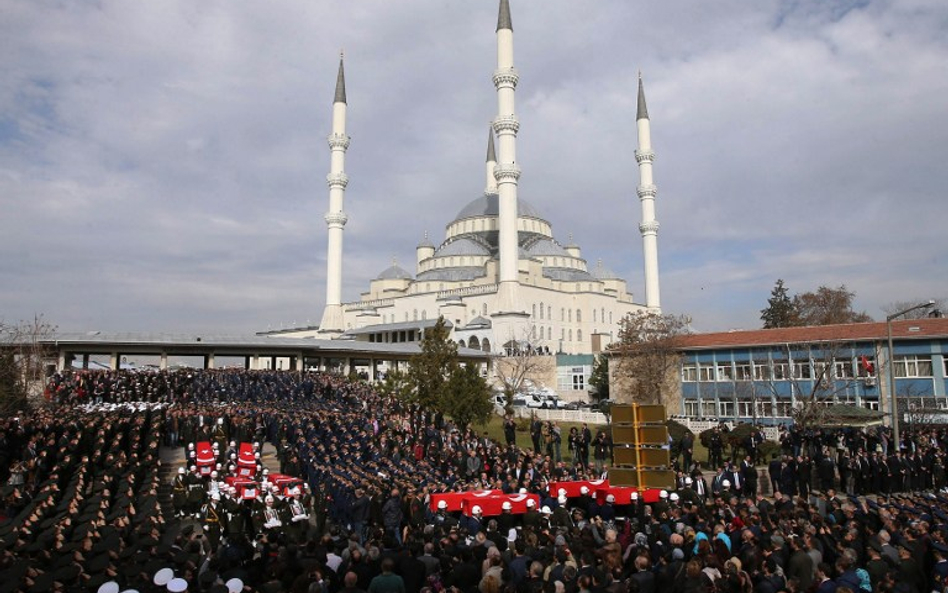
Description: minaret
xmin=636 ymin=74 xmax=661 ymax=311
xmin=485 ymin=126 xmax=498 ymax=196
xmin=319 ymin=54 xmax=350 ymax=335
xmin=493 ymin=0 xmax=523 ymax=314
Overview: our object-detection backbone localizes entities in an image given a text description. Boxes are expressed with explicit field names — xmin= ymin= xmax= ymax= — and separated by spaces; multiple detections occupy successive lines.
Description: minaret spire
xmin=635 ymin=74 xmax=661 ymax=312
xmin=497 ymin=0 xmax=513 ymax=32
xmin=492 ymin=0 xmax=524 ymax=317
xmin=485 ymin=126 xmax=497 ymax=195
xmin=334 ymin=52 xmax=347 ymax=105
xmin=319 ymin=53 xmax=352 ymax=335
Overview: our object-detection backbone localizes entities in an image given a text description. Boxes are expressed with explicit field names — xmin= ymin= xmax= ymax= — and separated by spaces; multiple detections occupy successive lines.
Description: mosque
xmin=272 ymin=0 xmax=662 ymax=395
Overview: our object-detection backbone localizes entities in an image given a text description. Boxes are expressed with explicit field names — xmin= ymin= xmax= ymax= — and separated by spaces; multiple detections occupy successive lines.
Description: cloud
xmin=1 ymin=0 xmax=946 ymax=334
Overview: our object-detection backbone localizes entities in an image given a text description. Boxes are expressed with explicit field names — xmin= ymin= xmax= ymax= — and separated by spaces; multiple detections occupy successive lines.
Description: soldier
xmin=186 ymin=464 xmax=205 ymax=518
xmin=257 ymin=494 xmax=284 ymax=537
xmin=522 ymin=498 xmax=541 ymax=531
xmin=224 ymin=485 xmax=250 ymax=545
xmin=284 ymin=486 xmax=310 ymax=543
xmin=171 ymin=467 xmax=187 ymax=517
xmin=212 ymin=417 xmax=228 ymax=451
xmin=201 ymin=491 xmax=226 ymax=551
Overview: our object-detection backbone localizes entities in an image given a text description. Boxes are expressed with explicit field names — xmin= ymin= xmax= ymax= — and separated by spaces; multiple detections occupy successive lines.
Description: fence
xmin=504 ymin=406 xmax=608 ymax=425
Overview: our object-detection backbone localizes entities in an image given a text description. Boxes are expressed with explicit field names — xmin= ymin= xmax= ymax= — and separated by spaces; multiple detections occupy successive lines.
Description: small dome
xmin=435 ymin=238 xmax=491 ymax=257
xmin=453 ymin=194 xmax=545 ymax=223
xmin=524 ymin=238 xmax=570 ymax=257
xmin=417 ymin=231 xmax=435 ymax=249
xmin=376 ymin=260 xmax=413 ymax=280
xmin=591 ymin=259 xmax=619 ymax=280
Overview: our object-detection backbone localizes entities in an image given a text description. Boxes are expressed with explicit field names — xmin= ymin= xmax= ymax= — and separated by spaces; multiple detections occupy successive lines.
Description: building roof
xmin=453 ymin=194 xmax=545 ymax=223
xmin=462 ymin=316 xmax=492 ymax=330
xmin=417 ymin=231 xmax=435 ymax=249
xmin=523 ymin=238 xmax=570 ymax=257
xmin=486 ymin=127 xmax=496 ymax=162
xmin=591 ymin=259 xmax=619 ymax=280
xmin=415 ymin=266 xmax=487 ymax=282
xmin=497 ymin=0 xmax=512 ymax=32
xmin=542 ymin=267 xmax=597 ymax=282
xmin=676 ymin=318 xmax=948 ymax=350
xmin=637 ymin=75 xmax=648 ymax=120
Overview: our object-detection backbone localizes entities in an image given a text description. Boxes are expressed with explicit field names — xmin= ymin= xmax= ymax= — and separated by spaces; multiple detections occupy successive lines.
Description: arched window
xmin=469 ymin=336 xmax=480 ymax=350
xmin=413 ymin=309 xmax=418 ymax=321
xmin=483 ymin=303 xmax=488 ymax=316
xmin=568 ymin=310 xmax=572 ymax=323
xmin=593 ymin=310 xmax=597 ymax=323
xmin=482 ymin=338 xmax=491 ymax=353
xmin=568 ymin=330 xmax=573 ymax=342
xmin=548 ymin=306 xmax=552 ymax=319
xmin=576 ymin=309 xmax=582 ymax=322
xmin=539 ymin=302 xmax=544 ymax=320
xmin=532 ymin=304 xmax=536 ymax=318
xmin=457 ymin=339 xmax=466 ymax=348
xmin=609 ymin=312 xmax=613 ymax=323
xmin=422 ymin=310 xmax=427 ymax=320
xmin=561 ymin=308 xmax=565 ymax=322
xmin=602 ymin=308 xmax=605 ymax=323
xmin=560 ymin=328 xmax=565 ymax=340
xmin=578 ymin=330 xmax=583 ymax=342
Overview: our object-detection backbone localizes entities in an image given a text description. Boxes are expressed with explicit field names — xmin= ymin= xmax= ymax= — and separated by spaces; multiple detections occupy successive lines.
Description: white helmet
xmin=218 ymin=418 xmax=224 ymax=425
xmin=472 ymin=505 xmax=482 ymax=515
xmin=722 ymin=479 xmax=731 ymax=488
xmin=541 ymin=506 xmax=552 ymax=515
xmin=519 ymin=488 xmax=527 ymax=494
xmin=526 ymin=499 xmax=536 ymax=508
xmin=557 ymin=495 xmax=567 ymax=505
xmin=606 ymin=494 xmax=616 ymax=503
xmin=437 ymin=500 xmax=448 ymax=510
xmin=211 ymin=471 xmax=218 ymax=479
xmin=670 ymin=493 xmax=680 ymax=502
xmin=684 ymin=477 xmax=693 ymax=485
xmin=558 ymin=488 xmax=567 ymax=496
xmin=580 ymin=486 xmax=589 ymax=495
xmin=178 ymin=467 xmax=185 ymax=475
xmin=265 ymin=495 xmax=274 ymax=503
xmin=211 ymin=492 xmax=220 ymax=501
xmin=502 ymin=501 xmax=512 ymax=511
xmin=660 ymin=490 xmax=668 ymax=499
xmin=631 ymin=492 xmax=639 ymax=501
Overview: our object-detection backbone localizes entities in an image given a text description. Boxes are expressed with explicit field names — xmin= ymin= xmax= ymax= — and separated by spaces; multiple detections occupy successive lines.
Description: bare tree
xmin=611 ymin=311 xmax=691 ymax=406
xmin=491 ymin=324 xmax=554 ymax=410
xmin=748 ymin=340 xmax=879 ymax=429
xmin=0 ymin=315 xmax=56 ymax=414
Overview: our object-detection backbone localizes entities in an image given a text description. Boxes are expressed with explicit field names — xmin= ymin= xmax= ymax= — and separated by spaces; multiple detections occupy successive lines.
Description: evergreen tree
xmin=760 ymin=279 xmax=798 ymax=328
xmin=407 ymin=316 xmax=458 ymax=411
xmin=443 ymin=364 xmax=492 ymax=428
xmin=588 ymin=353 xmax=610 ymax=402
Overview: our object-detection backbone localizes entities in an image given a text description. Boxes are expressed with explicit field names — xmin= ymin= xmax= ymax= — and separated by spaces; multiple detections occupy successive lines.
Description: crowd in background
xmin=0 ymin=368 xmax=945 ymax=593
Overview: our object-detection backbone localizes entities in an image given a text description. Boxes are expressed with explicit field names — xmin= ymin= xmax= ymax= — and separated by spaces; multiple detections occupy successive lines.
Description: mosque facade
xmin=276 ymin=1 xmax=662 ymax=395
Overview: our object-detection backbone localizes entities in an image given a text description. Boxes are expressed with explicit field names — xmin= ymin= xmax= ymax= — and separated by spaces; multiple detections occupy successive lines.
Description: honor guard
xmin=202 ymin=492 xmax=226 ymax=551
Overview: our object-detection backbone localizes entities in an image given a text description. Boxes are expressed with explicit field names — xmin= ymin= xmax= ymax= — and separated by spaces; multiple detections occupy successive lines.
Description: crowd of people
xmin=0 ymin=368 xmax=946 ymax=593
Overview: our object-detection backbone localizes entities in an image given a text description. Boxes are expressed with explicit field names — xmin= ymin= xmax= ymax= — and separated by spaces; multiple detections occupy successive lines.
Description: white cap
xmin=502 ymin=501 xmax=512 ymax=511
xmin=557 ymin=495 xmax=567 ymax=505
xmin=178 ymin=467 xmax=185 ymax=475
xmin=684 ymin=477 xmax=693 ymax=485
xmin=211 ymin=471 xmax=218 ymax=478
xmin=722 ymin=479 xmax=731 ymax=488
xmin=225 ymin=578 xmax=244 ymax=593
xmin=153 ymin=568 xmax=174 ymax=586
xmin=121 ymin=589 xmax=140 ymax=593
xmin=437 ymin=500 xmax=448 ymax=510
xmin=98 ymin=582 xmax=120 ymax=593
xmin=210 ymin=492 xmax=220 ymax=501
xmin=526 ymin=499 xmax=536 ymax=508
xmin=507 ymin=528 xmax=518 ymax=543
xmin=519 ymin=488 xmax=527 ymax=494
xmin=188 ymin=443 xmax=194 ymax=450
xmin=660 ymin=490 xmax=668 ymax=499
xmin=218 ymin=417 xmax=224 ymax=424
xmin=630 ymin=492 xmax=639 ymax=501
xmin=265 ymin=495 xmax=274 ymax=503
xmin=262 ymin=468 xmax=269 ymax=473
xmin=606 ymin=494 xmax=616 ymax=503
xmin=541 ymin=506 xmax=552 ymax=515
xmin=167 ymin=578 xmax=189 ymax=593
xmin=558 ymin=488 xmax=567 ymax=496
xmin=580 ymin=486 xmax=589 ymax=495
xmin=472 ymin=505 xmax=482 ymax=515
xmin=670 ymin=493 xmax=680 ymax=502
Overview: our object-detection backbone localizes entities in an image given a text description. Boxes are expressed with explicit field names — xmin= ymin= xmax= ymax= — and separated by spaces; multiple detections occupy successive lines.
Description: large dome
xmin=453 ymin=194 xmax=546 ymax=223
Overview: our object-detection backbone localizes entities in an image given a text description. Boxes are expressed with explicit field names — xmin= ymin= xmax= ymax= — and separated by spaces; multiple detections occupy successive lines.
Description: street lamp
xmin=887 ymin=299 xmax=935 ymax=450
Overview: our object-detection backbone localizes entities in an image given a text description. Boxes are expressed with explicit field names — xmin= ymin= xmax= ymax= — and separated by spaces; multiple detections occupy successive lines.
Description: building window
xmin=682 ymin=365 xmax=697 ymax=382
xmin=698 ymin=366 xmax=715 ymax=382
xmin=602 ymin=308 xmax=606 ymax=324
xmin=834 ymin=358 xmax=855 ymax=379
xmin=548 ymin=306 xmax=552 ymax=319
xmin=593 ymin=310 xmax=597 ymax=323
xmin=561 ymin=328 xmax=565 ymax=341
xmin=539 ymin=302 xmax=544 ymax=320
xmin=568 ymin=330 xmax=573 ymax=342
xmin=719 ymin=400 xmax=735 ymax=417
xmin=753 ymin=362 xmax=771 ymax=381
xmin=576 ymin=309 xmax=582 ymax=322
xmin=483 ymin=303 xmax=488 ymax=316
xmin=413 ymin=309 xmax=418 ymax=321
xmin=577 ymin=329 xmax=583 ymax=342
xmin=568 ymin=310 xmax=572 ymax=322
xmin=684 ymin=400 xmax=699 ymax=416
xmin=558 ymin=365 xmax=590 ymax=392
xmin=716 ymin=364 xmax=733 ymax=381
xmin=422 ymin=310 xmax=427 ymax=320
xmin=532 ymin=304 xmax=536 ymax=318
xmin=893 ymin=355 xmax=934 ymax=377
xmin=701 ymin=401 xmax=716 ymax=417
xmin=572 ymin=373 xmax=585 ymax=391
xmin=792 ymin=361 xmax=812 ymax=380
xmin=561 ymin=308 xmax=565 ymax=322
xmin=775 ymin=401 xmax=793 ymax=417
xmin=771 ymin=361 xmax=789 ymax=380
xmin=734 ymin=363 xmax=752 ymax=381
xmin=609 ymin=312 xmax=613 ymax=324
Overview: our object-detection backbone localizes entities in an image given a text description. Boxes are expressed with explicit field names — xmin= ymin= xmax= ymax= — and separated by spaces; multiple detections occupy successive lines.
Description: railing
xmin=503 ymin=406 xmax=609 ymax=425
xmin=343 ymin=298 xmax=397 ymax=312
xmin=437 ymin=284 xmax=498 ymax=300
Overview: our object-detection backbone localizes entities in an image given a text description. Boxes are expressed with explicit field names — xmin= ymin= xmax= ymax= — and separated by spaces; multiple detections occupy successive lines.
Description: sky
xmin=2 ymin=0 xmax=946 ymax=336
